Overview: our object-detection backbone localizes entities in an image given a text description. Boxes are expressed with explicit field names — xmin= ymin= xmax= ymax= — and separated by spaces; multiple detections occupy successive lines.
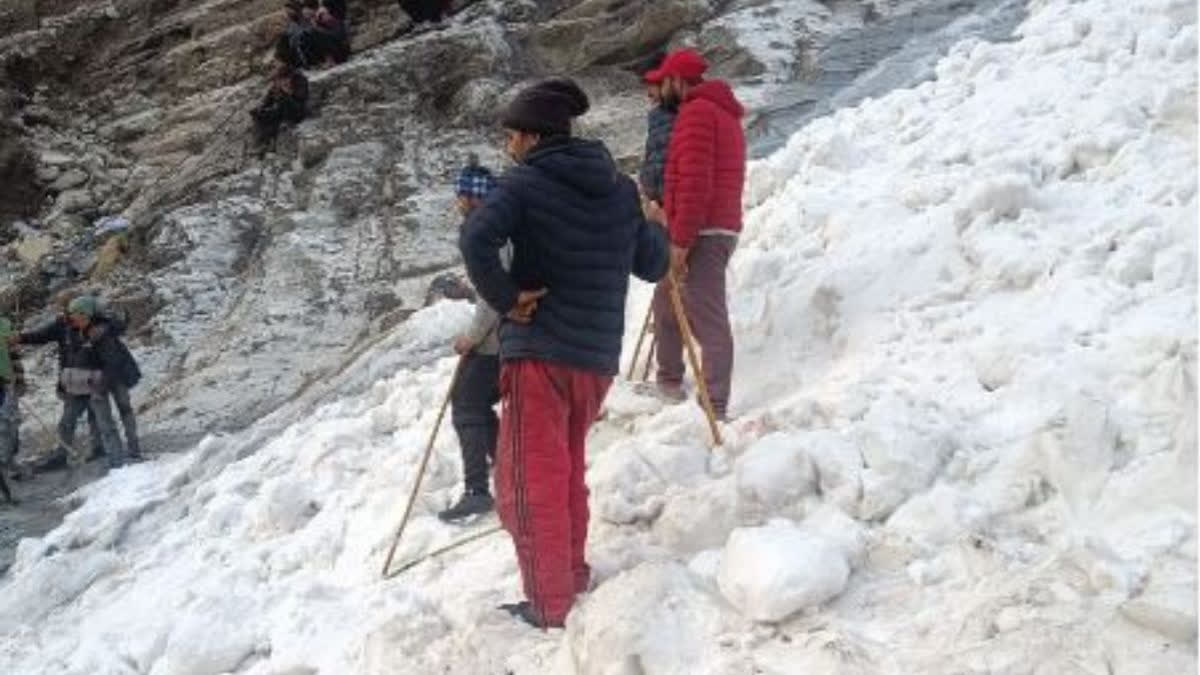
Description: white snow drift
xmin=0 ymin=0 xmax=1195 ymax=673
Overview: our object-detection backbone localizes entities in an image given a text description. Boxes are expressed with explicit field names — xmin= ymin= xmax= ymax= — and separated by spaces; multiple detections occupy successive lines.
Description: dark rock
xmin=364 ymin=290 xmax=403 ymax=319
xmin=424 ymin=272 xmax=475 ymax=306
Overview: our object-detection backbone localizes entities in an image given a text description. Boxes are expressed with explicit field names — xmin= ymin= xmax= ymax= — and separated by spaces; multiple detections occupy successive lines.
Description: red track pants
xmin=495 ymin=359 xmax=612 ymax=626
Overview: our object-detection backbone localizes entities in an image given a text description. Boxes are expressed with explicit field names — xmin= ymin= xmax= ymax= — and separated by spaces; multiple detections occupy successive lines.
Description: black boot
xmin=499 ymin=601 xmax=561 ymax=629
xmin=437 ymin=489 xmax=493 ymax=523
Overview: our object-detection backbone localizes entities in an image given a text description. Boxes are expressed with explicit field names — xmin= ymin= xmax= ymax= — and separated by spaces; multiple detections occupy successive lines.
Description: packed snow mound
xmin=718 ymin=518 xmax=852 ymax=622
xmin=562 ymin=561 xmax=734 ymax=675
xmin=1 ymin=0 xmax=1196 ymax=673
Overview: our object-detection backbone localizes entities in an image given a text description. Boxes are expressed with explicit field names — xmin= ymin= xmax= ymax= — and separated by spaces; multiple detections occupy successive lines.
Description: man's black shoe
xmin=499 ymin=601 xmax=562 ymax=629
xmin=437 ymin=490 xmax=493 ymax=523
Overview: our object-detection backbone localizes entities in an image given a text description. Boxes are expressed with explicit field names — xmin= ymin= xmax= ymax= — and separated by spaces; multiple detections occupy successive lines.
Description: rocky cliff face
xmin=0 ymin=0 xmax=1020 ymax=453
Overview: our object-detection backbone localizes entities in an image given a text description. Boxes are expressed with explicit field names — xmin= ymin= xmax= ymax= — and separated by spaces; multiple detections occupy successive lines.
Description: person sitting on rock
xmin=322 ymin=0 xmax=347 ymax=22
xmin=280 ymin=0 xmax=321 ymax=69
xmin=250 ymin=63 xmax=310 ymax=152
xmin=313 ymin=0 xmax=351 ymax=65
xmin=439 ymin=154 xmax=505 ymax=523
xmin=12 ymin=296 xmax=128 ymax=469
xmin=399 ymin=0 xmax=452 ymax=29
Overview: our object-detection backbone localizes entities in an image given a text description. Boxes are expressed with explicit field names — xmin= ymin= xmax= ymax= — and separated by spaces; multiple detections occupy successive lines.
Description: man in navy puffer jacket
xmin=461 ymin=78 xmax=669 ymax=628
xmin=638 ymin=64 xmax=676 ymax=205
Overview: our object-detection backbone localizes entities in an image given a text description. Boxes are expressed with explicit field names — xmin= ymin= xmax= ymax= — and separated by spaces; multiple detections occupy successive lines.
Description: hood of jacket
xmin=522 ymin=137 xmax=623 ymax=199
xmin=686 ymin=79 xmax=745 ymax=119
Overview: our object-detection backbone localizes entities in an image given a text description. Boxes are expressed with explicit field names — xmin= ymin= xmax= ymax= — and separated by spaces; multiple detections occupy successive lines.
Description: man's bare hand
xmin=506 ymin=288 xmax=548 ymax=324
xmin=644 ymin=200 xmax=666 ymax=225
xmin=453 ymin=335 xmax=475 ymax=355
xmin=670 ymin=245 xmax=690 ymax=281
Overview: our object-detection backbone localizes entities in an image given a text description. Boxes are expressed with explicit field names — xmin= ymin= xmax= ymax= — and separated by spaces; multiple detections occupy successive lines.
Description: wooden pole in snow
xmin=381 ymin=357 xmax=464 ymax=578
xmin=667 ymin=278 xmax=723 ymax=447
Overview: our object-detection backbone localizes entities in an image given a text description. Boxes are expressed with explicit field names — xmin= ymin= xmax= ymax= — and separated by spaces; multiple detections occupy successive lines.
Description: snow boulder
xmin=563 ymin=561 xmax=733 ymax=675
xmin=798 ymin=430 xmax=864 ymax=514
xmin=653 ymin=477 xmax=739 ymax=554
xmin=734 ymin=432 xmax=817 ymax=522
xmin=718 ymin=519 xmax=850 ymax=623
xmin=249 ymin=478 xmax=321 ymax=537
xmin=152 ymin=597 xmax=262 ymax=675
xmin=0 ymin=551 xmax=120 ymax=633
xmin=590 ymin=439 xmax=708 ymax=525
xmin=855 ymin=397 xmax=954 ymax=521
xmin=802 ymin=504 xmax=869 ymax=569
xmin=952 ymin=173 xmax=1035 ymax=229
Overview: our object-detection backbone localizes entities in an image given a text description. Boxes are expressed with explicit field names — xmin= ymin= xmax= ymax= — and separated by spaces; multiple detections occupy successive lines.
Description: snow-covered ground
xmin=1 ymin=0 xmax=1196 ymax=672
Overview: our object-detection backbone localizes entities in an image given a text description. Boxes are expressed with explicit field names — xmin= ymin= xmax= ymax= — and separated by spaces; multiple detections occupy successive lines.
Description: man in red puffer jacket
xmin=647 ymin=48 xmax=745 ymax=421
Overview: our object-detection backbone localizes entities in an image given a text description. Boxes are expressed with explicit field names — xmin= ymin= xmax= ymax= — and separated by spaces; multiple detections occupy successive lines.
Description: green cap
xmin=67 ymin=295 xmax=99 ymax=318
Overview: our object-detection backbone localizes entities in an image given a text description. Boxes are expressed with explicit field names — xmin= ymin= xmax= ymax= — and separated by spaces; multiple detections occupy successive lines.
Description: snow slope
xmin=1 ymin=0 xmax=1196 ymax=673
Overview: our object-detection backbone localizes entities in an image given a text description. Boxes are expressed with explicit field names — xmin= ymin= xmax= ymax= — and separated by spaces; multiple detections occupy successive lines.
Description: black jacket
xmin=323 ymin=0 xmax=347 ymax=21
xmin=639 ymin=105 xmax=677 ymax=203
xmin=19 ymin=316 xmax=140 ymax=389
xmin=460 ymin=137 xmax=669 ymax=375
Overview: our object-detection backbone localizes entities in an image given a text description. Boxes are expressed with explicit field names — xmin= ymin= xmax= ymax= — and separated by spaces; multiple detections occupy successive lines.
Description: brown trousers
xmin=652 ymin=235 xmax=735 ymax=418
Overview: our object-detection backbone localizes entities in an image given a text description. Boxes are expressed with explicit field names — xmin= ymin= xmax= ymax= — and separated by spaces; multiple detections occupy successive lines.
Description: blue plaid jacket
xmin=456 ymin=166 xmax=498 ymax=200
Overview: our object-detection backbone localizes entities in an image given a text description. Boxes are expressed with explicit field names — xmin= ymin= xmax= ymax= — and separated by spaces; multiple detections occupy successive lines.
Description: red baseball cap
xmin=644 ymin=48 xmax=708 ymax=84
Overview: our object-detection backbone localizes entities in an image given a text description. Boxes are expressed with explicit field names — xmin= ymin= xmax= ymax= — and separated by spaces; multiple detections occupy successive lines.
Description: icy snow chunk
xmin=886 ymin=483 xmax=981 ymax=548
xmin=718 ymin=519 xmax=850 ymax=622
xmin=688 ymin=549 xmax=722 ymax=583
xmin=654 ymin=477 xmax=738 ymax=554
xmin=203 ymin=492 xmax=249 ymax=537
xmin=1106 ymin=227 xmax=1161 ymax=286
xmin=734 ymin=432 xmax=816 ymax=521
xmin=802 ymin=504 xmax=868 ymax=569
xmin=856 ymin=404 xmax=953 ymax=521
xmin=590 ymin=440 xmax=707 ymax=525
xmin=249 ymin=478 xmax=321 ymax=536
xmin=1151 ymin=245 xmax=1192 ymax=292
xmin=898 ymin=176 xmax=954 ymax=210
xmin=564 ymin=561 xmax=732 ymax=675
xmin=952 ymin=174 xmax=1035 ymax=228
xmin=800 ymin=430 xmax=863 ymax=514
xmin=808 ymin=130 xmax=863 ymax=171
xmin=0 ymin=551 xmax=120 ymax=632
xmin=153 ymin=598 xmax=261 ymax=675
xmin=1119 ymin=565 xmax=1198 ymax=644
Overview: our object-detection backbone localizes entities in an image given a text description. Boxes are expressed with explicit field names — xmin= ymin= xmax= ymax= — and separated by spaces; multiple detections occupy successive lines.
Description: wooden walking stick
xmin=20 ymin=399 xmax=87 ymax=467
xmin=386 ymin=524 xmax=503 ymax=578
xmin=381 ymin=357 xmax=465 ymax=578
xmin=627 ymin=301 xmax=654 ymax=381
xmin=667 ymin=278 xmax=723 ymax=447
xmin=641 ymin=334 xmax=657 ymax=382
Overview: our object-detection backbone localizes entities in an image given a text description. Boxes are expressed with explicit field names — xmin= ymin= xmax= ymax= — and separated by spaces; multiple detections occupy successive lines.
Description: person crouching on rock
xmin=12 ymin=296 xmax=128 ymax=469
xmin=250 ymin=63 xmax=310 ymax=153
xmin=399 ymin=0 xmax=451 ymax=29
xmin=313 ymin=0 xmax=351 ymax=65
xmin=460 ymin=78 xmax=669 ymax=628
xmin=0 ymin=317 xmax=24 ymax=502
xmin=438 ymin=154 xmax=504 ymax=524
